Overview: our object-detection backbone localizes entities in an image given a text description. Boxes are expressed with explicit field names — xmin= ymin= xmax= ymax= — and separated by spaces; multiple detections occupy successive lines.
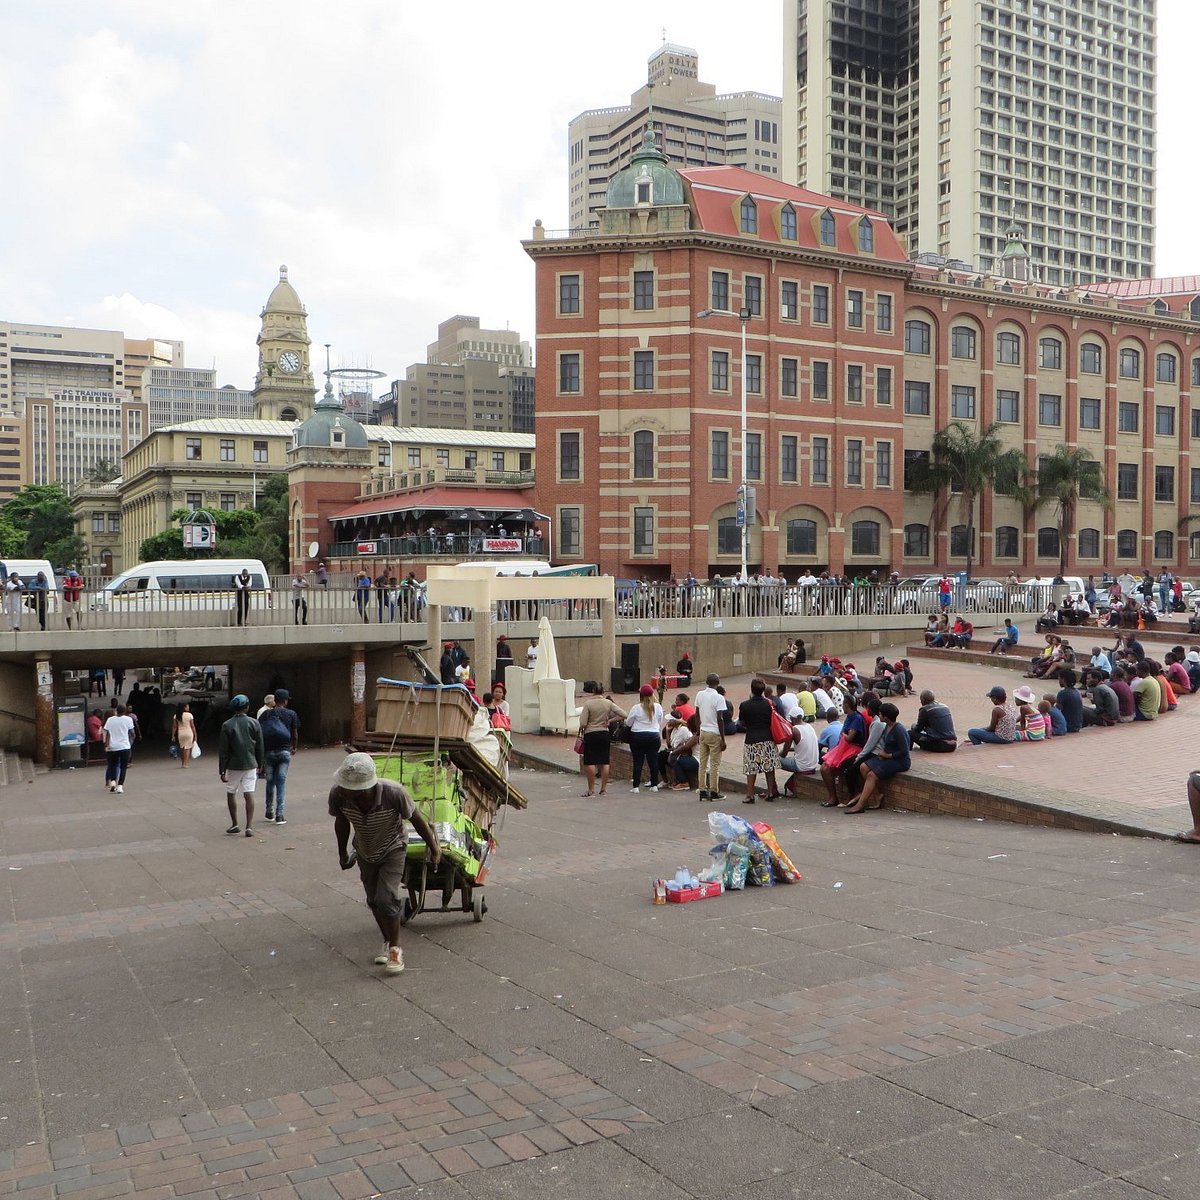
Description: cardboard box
xmin=665 ymin=880 xmax=724 ymax=904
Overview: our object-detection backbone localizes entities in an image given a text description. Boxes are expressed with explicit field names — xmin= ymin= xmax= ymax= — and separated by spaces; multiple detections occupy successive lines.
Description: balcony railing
xmin=328 ymin=535 xmax=547 ymax=559
xmin=360 ymin=466 xmax=535 ymax=498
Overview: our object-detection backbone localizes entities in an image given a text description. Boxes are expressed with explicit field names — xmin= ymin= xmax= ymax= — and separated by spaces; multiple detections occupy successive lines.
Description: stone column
xmin=474 ymin=605 xmax=493 ymax=694
xmin=350 ymin=644 xmax=366 ymax=745
xmin=34 ymin=657 xmax=54 ymax=767
xmin=601 ymin=596 xmax=617 ymax=679
xmin=427 ymin=604 xmax=442 ymax=677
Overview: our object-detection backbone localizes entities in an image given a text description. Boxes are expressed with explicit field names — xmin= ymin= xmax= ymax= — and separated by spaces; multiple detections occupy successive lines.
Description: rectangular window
xmin=1193 ymin=410 xmax=1200 ymax=439
xmin=781 ymin=435 xmax=798 ymax=482
xmin=1155 ymin=406 xmax=1176 ymax=436
xmin=811 ymin=436 xmax=829 ymax=484
xmin=781 ymin=357 xmax=798 ymax=397
xmin=186 ymin=438 xmax=201 ymax=461
xmin=1079 ymin=397 xmax=1101 ymax=429
xmin=780 ymin=280 xmax=798 ymax=320
xmin=219 ymin=439 xmax=235 ymax=462
xmin=186 ymin=492 xmax=202 ymax=509
xmin=876 ymin=441 xmax=892 ymax=486
xmin=558 ymin=274 xmax=580 ymax=314
xmin=710 ymin=270 xmax=729 ymax=311
xmin=91 ymin=512 xmax=104 ymax=533
xmin=812 ymin=284 xmax=830 ymax=325
xmin=559 ymin=507 xmax=581 ymax=556
xmin=711 ymin=350 xmax=729 ymax=391
xmin=812 ymin=361 xmax=830 ymax=400
xmin=1117 ymin=462 xmax=1138 ymax=500
xmin=745 ymin=275 xmax=763 ymax=316
xmin=108 ymin=514 xmax=120 ymax=533
xmin=746 ymin=353 xmax=762 ymax=394
xmin=745 ymin=432 xmax=762 ymax=480
xmin=951 ymin=385 xmax=976 ymax=419
xmin=996 ymin=389 xmax=1020 ymax=423
xmin=1192 ymin=469 xmax=1200 ymax=505
xmin=904 ymin=380 xmax=931 ymax=415
xmin=846 ymin=364 xmax=863 ymax=404
xmin=1155 ymin=465 xmax=1175 ymax=502
xmin=219 ymin=493 xmax=237 ymax=512
xmin=633 ymin=507 xmax=654 ymax=555
xmin=1118 ymin=401 xmax=1139 ymax=432
xmin=633 ymin=350 xmax=654 ymax=390
xmin=1038 ymin=393 xmax=1062 ymax=426
xmin=436 ymin=448 xmax=449 ymax=467
xmin=378 ymin=444 xmax=392 ymax=468
xmin=492 ymin=452 xmax=505 ymax=470
xmin=846 ymin=289 xmax=865 ymax=329
xmin=904 ymin=449 xmax=929 ymax=491
xmin=558 ymin=352 xmax=580 ymax=392
xmin=876 ymin=366 xmax=892 ymax=407
xmin=253 ymin=440 xmax=268 ymax=463
xmin=558 ymin=431 xmax=580 ymax=480
xmin=633 ymin=270 xmax=654 ymax=310
xmin=519 ymin=451 xmax=531 ymax=471
xmin=633 ymin=431 xmax=654 ymax=478
xmin=876 ymin=293 xmax=893 ymax=332
xmin=464 ymin=451 xmax=477 ymax=469
xmin=711 ymin=430 xmax=729 ymax=479
xmin=846 ymin=438 xmax=863 ymax=485
xmin=408 ymin=447 xmax=421 ymax=468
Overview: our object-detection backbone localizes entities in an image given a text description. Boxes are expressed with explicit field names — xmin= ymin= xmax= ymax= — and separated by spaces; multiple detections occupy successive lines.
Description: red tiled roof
xmin=677 ymin=166 xmax=909 ymax=263
xmin=1084 ymin=276 xmax=1200 ymax=299
xmin=329 ymin=487 xmax=534 ymax=523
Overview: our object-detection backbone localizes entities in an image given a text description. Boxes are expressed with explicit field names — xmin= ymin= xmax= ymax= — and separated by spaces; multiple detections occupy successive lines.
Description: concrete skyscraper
xmin=784 ymin=0 xmax=1156 ymax=284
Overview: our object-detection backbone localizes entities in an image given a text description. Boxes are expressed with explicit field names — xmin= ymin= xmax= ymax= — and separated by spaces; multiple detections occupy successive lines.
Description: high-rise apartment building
xmin=0 ymin=322 xmax=126 ymax=412
xmin=23 ymin=389 xmax=147 ymax=488
xmin=143 ymin=365 xmax=253 ymax=431
xmin=426 ymin=316 xmax=531 ymax=369
xmin=784 ymin=0 xmax=1157 ymax=285
xmin=569 ymin=43 xmax=783 ymax=230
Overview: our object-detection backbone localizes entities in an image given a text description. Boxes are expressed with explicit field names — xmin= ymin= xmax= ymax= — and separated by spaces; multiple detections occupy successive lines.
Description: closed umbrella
xmin=532 ymin=613 xmax=560 ymax=682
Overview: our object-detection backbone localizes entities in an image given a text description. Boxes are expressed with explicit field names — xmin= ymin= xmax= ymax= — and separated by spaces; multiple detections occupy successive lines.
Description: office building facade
xmin=784 ymin=0 xmax=1156 ymax=284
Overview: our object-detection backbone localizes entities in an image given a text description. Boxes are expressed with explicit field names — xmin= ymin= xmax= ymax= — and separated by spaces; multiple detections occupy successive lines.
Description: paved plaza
xmin=1 ymin=725 xmax=1199 ymax=1199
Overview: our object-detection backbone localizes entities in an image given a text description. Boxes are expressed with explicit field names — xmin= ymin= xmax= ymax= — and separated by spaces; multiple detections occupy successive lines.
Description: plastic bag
xmin=723 ymin=842 xmax=750 ymax=890
xmin=746 ymin=843 xmax=775 ymax=887
xmin=751 ymin=822 xmax=802 ymax=883
xmin=191 ymin=743 xmax=202 ymax=759
xmin=169 ymin=742 xmax=179 ymax=759
xmin=707 ymin=810 xmax=756 ymax=844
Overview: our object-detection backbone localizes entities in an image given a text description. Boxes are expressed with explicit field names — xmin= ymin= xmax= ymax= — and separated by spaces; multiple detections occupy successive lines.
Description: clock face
xmin=277 ymin=350 xmax=301 ymax=374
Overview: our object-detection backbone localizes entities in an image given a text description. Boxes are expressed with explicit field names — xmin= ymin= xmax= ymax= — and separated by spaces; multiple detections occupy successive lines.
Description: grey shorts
xmin=357 ymin=846 xmax=407 ymax=918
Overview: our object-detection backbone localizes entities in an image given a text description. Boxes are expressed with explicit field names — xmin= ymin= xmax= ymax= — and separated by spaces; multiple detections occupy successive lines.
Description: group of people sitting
xmin=925 ymin=613 xmax=975 ymax=649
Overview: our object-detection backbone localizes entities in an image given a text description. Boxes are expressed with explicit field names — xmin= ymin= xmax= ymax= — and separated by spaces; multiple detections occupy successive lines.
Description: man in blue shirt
xmin=1054 ymin=670 xmax=1084 ymax=734
xmin=260 ymin=689 xmax=300 ymax=824
xmin=990 ymin=618 xmax=1019 ymax=655
xmin=818 ymin=708 xmax=843 ymax=758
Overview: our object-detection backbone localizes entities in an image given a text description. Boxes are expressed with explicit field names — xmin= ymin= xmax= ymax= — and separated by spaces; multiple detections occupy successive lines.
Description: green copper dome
xmin=292 ymin=381 xmax=369 ymax=449
xmin=605 ymin=127 xmax=686 ymax=210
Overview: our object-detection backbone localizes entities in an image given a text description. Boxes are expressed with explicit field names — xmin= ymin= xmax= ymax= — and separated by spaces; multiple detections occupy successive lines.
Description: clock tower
xmin=253 ymin=264 xmax=316 ymax=421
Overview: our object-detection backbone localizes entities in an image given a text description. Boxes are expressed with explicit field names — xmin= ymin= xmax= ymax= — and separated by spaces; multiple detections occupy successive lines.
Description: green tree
xmin=908 ymin=422 xmax=1028 ymax=579
xmin=84 ymin=458 xmax=121 ymax=485
xmin=138 ymin=487 xmax=288 ymax=574
xmin=1 ymin=484 xmax=77 ymax=560
xmin=1036 ymin=445 xmax=1111 ymax=579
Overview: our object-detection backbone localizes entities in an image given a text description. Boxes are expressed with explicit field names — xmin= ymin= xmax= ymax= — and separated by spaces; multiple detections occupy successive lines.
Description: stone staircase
xmin=0 ymin=750 xmax=44 ymax=786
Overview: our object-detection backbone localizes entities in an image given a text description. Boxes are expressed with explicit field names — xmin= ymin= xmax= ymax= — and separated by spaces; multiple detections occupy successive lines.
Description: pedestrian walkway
xmin=3 ymin=745 xmax=1200 ymax=1197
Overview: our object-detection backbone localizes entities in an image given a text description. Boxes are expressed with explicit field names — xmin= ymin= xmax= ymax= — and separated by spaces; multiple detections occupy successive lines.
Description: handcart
xmin=362 ymin=675 xmax=526 ymax=926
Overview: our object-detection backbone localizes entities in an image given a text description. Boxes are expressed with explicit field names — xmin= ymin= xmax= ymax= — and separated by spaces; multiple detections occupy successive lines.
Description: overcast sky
xmin=1 ymin=1 xmax=1194 ymax=390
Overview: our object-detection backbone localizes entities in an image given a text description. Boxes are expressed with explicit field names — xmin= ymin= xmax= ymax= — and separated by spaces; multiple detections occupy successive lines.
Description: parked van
xmin=0 ymin=559 xmax=60 ymax=612
xmin=90 ymin=559 xmax=272 ymax=614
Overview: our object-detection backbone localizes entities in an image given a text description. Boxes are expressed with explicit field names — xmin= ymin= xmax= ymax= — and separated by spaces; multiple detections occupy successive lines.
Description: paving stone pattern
xmin=2 ymin=741 xmax=1200 ymax=1198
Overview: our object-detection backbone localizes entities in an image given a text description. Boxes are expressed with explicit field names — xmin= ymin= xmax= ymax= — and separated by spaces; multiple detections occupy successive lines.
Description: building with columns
xmin=525 ymin=132 xmax=1200 ymax=580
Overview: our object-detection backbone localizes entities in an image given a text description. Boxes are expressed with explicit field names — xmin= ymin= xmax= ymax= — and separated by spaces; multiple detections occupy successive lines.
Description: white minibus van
xmin=90 ymin=559 xmax=272 ymax=615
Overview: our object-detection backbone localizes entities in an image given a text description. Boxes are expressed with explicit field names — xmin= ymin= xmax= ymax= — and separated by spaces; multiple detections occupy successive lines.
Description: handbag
xmin=572 ymin=735 xmax=584 ymax=755
xmin=822 ymin=732 xmax=858 ymax=770
xmin=769 ymin=708 xmax=793 ymax=746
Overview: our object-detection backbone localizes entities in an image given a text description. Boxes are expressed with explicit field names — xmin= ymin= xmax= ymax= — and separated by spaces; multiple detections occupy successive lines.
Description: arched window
xmin=1037 ymin=527 xmax=1060 ymax=559
xmin=1191 ymin=297 xmax=1200 ymax=322
xmin=1080 ymin=342 xmax=1102 ymax=374
xmin=950 ymin=525 xmax=974 ymax=557
xmin=281 ymin=407 xmax=299 ymax=422
xmin=994 ymin=526 xmax=1019 ymax=558
xmin=786 ymin=518 xmax=817 ymax=556
xmin=903 ymin=523 xmax=929 ymax=557
xmin=780 ymin=203 xmax=797 ymax=240
xmin=716 ymin=517 xmax=741 ymax=555
xmin=1078 ymin=527 xmax=1101 ymax=558
xmin=1154 ymin=530 xmax=1175 ymax=560
xmin=1119 ymin=347 xmax=1141 ymax=379
xmin=857 ymin=217 xmax=874 ymax=252
xmin=1116 ymin=528 xmax=1138 ymax=559
xmin=905 ymin=319 xmax=932 ymax=354
xmin=1039 ymin=337 xmax=1063 ymax=370
xmin=951 ymin=325 xmax=977 ymax=359
xmin=739 ymin=196 xmax=758 ymax=235
xmin=850 ymin=520 xmax=880 ymax=557
xmin=632 ymin=430 xmax=655 ymax=479
xmin=1154 ymin=299 xmax=1169 ymax=315
xmin=1156 ymin=353 xmax=1177 ymax=383
xmin=997 ymin=331 xmax=1021 ymax=364
xmin=819 ymin=209 xmax=836 ymax=246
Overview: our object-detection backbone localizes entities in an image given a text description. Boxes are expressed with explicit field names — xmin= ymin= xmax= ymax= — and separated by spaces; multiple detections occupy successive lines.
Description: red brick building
xmin=526 ymin=133 xmax=1200 ymax=579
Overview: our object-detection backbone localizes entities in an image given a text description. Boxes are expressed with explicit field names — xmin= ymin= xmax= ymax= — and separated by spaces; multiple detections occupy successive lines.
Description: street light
xmin=697 ymin=305 xmax=753 ymax=583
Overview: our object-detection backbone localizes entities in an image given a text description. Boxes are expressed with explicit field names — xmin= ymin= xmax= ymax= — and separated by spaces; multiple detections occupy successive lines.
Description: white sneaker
xmin=630 ymin=786 xmax=640 ymax=794
xmin=384 ymin=945 xmax=404 ymax=974
xmin=115 ymin=785 xmax=124 ymax=794
xmin=649 ymin=784 xmax=660 ymax=792
xmin=373 ymin=942 xmax=389 ymax=965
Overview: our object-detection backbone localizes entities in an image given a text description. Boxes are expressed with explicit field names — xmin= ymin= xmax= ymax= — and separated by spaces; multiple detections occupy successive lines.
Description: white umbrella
xmin=532 ymin=613 xmax=560 ymax=682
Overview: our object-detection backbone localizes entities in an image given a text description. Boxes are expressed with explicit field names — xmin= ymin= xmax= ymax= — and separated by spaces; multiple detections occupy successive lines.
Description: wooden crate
xmin=373 ymin=680 xmax=477 ymax=744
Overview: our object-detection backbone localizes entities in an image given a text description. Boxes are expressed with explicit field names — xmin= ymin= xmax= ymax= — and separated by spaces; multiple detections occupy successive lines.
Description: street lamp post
xmin=697 ymin=306 xmax=752 ymax=583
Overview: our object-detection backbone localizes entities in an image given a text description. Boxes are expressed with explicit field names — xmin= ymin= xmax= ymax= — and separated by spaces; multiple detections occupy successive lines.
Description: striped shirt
xmin=328 ymin=780 xmax=416 ymax=863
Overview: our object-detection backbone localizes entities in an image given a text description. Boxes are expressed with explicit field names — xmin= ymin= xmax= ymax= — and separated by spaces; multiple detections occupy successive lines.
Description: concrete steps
xmin=0 ymin=750 xmax=38 ymax=786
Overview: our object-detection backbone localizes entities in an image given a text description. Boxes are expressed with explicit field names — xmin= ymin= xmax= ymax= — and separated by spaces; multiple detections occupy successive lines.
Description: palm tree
xmin=908 ymin=421 xmax=1028 ymax=579
xmin=1036 ymin=445 xmax=1111 ymax=579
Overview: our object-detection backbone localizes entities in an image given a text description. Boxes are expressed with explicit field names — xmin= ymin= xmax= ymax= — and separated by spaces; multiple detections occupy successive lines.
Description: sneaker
xmin=264 ymin=810 xmax=274 ymax=822
xmin=245 ymin=828 xmax=254 ymax=838
xmin=115 ymin=785 xmax=124 ymax=794
xmin=698 ymin=789 xmax=710 ymax=800
xmin=630 ymin=786 xmax=640 ymax=794
xmin=225 ymin=824 xmax=240 ymax=835
xmin=385 ymin=945 xmax=404 ymax=974
xmin=710 ymin=792 xmax=726 ymax=802
xmin=649 ymin=784 xmax=660 ymax=792
xmin=373 ymin=942 xmax=389 ymax=965
xmin=274 ymin=816 xmax=287 ymax=825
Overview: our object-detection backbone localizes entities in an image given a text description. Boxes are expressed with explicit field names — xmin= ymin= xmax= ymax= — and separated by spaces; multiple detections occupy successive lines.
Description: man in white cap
xmin=329 ymin=752 xmax=441 ymax=975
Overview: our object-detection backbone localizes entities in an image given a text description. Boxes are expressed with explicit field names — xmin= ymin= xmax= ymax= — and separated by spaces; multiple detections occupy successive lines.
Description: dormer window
xmin=780 ymin=203 xmax=797 ymax=240
xmin=739 ymin=196 xmax=758 ymax=235
xmin=332 ymin=421 xmax=345 ymax=447
xmin=635 ymin=170 xmax=652 ymax=205
xmin=858 ymin=217 xmax=875 ymax=252
xmin=1190 ymin=297 xmax=1200 ymax=321
xmin=819 ymin=209 xmax=836 ymax=246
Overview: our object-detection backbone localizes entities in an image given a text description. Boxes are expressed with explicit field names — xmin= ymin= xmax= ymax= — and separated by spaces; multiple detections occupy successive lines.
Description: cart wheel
xmin=472 ymin=891 xmax=485 ymax=922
